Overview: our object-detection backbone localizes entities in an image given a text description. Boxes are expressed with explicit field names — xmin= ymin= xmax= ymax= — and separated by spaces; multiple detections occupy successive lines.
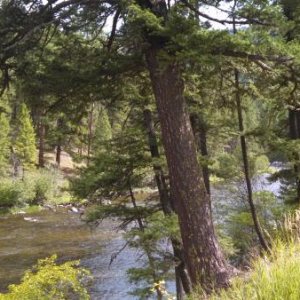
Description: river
xmin=0 ymin=209 xmax=143 ymax=299
xmin=0 ymin=172 xmax=281 ymax=299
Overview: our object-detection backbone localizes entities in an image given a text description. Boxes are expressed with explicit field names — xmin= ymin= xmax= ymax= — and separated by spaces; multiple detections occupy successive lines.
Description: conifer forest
xmin=2 ymin=0 xmax=300 ymax=299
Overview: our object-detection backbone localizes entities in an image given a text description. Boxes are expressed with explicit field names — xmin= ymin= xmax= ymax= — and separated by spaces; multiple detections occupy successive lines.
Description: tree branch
xmin=107 ymin=8 xmax=121 ymax=51
xmin=214 ymin=49 xmax=292 ymax=64
xmin=180 ymin=0 xmax=271 ymax=26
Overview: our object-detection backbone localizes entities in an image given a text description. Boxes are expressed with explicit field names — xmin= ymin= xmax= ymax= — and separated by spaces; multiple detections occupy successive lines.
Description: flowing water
xmin=0 ymin=172 xmax=281 ymax=299
xmin=0 ymin=209 xmax=141 ymax=299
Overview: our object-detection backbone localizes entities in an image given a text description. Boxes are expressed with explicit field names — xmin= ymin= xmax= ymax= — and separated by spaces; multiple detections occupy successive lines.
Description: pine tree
xmin=14 ymin=103 xmax=37 ymax=169
xmin=1 ymin=0 xmax=298 ymax=294
xmin=0 ymin=111 xmax=10 ymax=172
xmin=93 ymin=107 xmax=112 ymax=153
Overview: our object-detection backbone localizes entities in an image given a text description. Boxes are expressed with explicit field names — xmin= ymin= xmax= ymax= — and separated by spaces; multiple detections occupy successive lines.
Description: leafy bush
xmin=22 ymin=169 xmax=57 ymax=204
xmin=0 ymin=168 xmax=72 ymax=208
xmin=0 ymin=255 xmax=90 ymax=300
xmin=254 ymin=155 xmax=270 ymax=174
xmin=212 ymin=152 xmax=241 ymax=180
xmin=0 ymin=180 xmax=21 ymax=208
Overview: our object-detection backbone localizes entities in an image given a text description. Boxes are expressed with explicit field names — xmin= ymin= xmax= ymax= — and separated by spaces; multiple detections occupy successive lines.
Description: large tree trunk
xmin=143 ymin=109 xmax=191 ymax=297
xmin=146 ymin=48 xmax=231 ymax=290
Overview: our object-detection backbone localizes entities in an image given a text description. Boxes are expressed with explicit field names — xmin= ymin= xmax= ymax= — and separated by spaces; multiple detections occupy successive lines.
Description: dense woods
xmin=2 ymin=0 xmax=300 ymax=299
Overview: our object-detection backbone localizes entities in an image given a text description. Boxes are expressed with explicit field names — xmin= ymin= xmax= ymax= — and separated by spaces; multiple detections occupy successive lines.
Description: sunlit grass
xmin=209 ymin=241 xmax=300 ymax=300
xmin=190 ymin=209 xmax=300 ymax=300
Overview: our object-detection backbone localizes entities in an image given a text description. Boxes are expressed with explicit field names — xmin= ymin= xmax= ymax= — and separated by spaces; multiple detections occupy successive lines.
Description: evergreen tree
xmin=93 ymin=106 xmax=112 ymax=153
xmin=14 ymin=103 xmax=37 ymax=169
xmin=72 ymin=124 xmax=177 ymax=298
xmin=0 ymin=110 xmax=10 ymax=172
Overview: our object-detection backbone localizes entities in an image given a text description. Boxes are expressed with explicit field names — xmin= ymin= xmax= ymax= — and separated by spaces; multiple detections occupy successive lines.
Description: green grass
xmin=209 ymin=241 xmax=300 ymax=300
xmin=189 ymin=209 xmax=300 ymax=300
xmin=9 ymin=205 xmax=42 ymax=214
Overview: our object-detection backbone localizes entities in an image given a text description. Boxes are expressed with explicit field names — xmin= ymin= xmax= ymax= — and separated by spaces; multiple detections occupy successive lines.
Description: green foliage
xmin=225 ymin=189 xmax=286 ymax=254
xmin=0 ymin=255 xmax=90 ymax=300
xmin=208 ymin=241 xmax=300 ymax=300
xmin=188 ymin=210 xmax=300 ymax=299
xmin=227 ymin=210 xmax=255 ymax=253
xmin=85 ymin=204 xmax=156 ymax=223
xmin=21 ymin=169 xmax=59 ymax=205
xmin=0 ymin=112 xmax=10 ymax=172
xmin=75 ymin=123 xmax=176 ymax=298
xmin=216 ymin=228 xmax=238 ymax=259
xmin=0 ymin=168 xmax=71 ymax=208
xmin=93 ymin=107 xmax=112 ymax=153
xmin=254 ymin=155 xmax=271 ymax=174
xmin=125 ymin=212 xmax=179 ymax=299
xmin=72 ymin=126 xmax=152 ymax=200
xmin=127 ymin=3 xmax=164 ymax=36
xmin=0 ymin=179 xmax=22 ymax=208
xmin=9 ymin=205 xmax=42 ymax=214
xmin=125 ymin=212 xmax=180 ymax=249
xmin=137 ymin=212 xmax=180 ymax=242
xmin=212 ymin=152 xmax=242 ymax=180
xmin=14 ymin=103 xmax=37 ymax=169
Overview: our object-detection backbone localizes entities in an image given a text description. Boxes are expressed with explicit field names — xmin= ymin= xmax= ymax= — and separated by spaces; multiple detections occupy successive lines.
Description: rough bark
xmin=143 ymin=109 xmax=192 ymax=296
xmin=234 ymin=70 xmax=269 ymax=252
xmin=146 ymin=48 xmax=231 ymax=290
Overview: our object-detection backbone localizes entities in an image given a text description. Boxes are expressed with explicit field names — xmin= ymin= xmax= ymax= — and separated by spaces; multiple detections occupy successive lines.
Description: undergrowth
xmin=190 ymin=210 xmax=300 ymax=300
xmin=0 ymin=255 xmax=90 ymax=300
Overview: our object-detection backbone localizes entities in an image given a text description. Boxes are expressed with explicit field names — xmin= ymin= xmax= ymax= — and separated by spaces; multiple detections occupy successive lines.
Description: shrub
xmin=212 ymin=152 xmax=241 ymax=180
xmin=0 ymin=255 xmax=90 ymax=300
xmin=254 ymin=155 xmax=270 ymax=174
xmin=0 ymin=180 xmax=21 ymax=208
xmin=0 ymin=168 xmax=71 ymax=208
xmin=21 ymin=169 xmax=59 ymax=204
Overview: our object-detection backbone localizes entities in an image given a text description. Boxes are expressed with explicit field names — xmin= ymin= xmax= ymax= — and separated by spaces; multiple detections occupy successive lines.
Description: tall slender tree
xmin=14 ymin=103 xmax=37 ymax=170
xmin=143 ymin=108 xmax=191 ymax=298
xmin=0 ymin=108 xmax=10 ymax=172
